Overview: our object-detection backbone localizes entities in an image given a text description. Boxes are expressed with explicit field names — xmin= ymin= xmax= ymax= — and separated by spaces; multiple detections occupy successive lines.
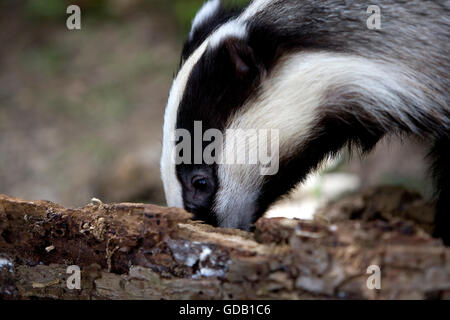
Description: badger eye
xmin=192 ymin=176 xmax=208 ymax=190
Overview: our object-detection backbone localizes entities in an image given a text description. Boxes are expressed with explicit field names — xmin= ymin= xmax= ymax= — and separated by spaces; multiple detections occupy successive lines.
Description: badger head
xmin=160 ymin=0 xmax=425 ymax=230
xmin=160 ymin=0 xmax=306 ymax=230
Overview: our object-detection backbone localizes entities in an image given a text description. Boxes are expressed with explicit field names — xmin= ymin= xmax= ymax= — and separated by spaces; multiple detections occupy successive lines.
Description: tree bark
xmin=1 ymin=189 xmax=449 ymax=300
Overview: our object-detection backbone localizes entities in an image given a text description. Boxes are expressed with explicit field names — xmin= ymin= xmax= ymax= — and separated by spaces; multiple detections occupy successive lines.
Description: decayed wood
xmin=1 ymin=189 xmax=449 ymax=300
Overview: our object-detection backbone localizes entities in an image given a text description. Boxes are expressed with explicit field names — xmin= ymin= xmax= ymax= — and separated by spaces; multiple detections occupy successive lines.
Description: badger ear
xmin=190 ymin=0 xmax=222 ymax=36
xmin=222 ymin=37 xmax=263 ymax=81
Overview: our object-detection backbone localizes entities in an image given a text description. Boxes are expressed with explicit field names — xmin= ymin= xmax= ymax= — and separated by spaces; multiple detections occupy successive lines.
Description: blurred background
xmin=0 ymin=0 xmax=433 ymax=218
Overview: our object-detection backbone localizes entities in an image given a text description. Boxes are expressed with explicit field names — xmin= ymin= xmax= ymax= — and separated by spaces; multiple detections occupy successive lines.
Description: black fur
xmin=431 ymin=139 xmax=450 ymax=244
xmin=181 ymin=4 xmax=243 ymax=65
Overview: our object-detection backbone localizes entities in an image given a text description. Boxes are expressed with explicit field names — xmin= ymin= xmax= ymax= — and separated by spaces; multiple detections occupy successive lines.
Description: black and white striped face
xmin=161 ymin=0 xmax=275 ymax=229
xmin=160 ymin=0 xmax=325 ymax=229
xmin=161 ymin=0 xmax=447 ymax=230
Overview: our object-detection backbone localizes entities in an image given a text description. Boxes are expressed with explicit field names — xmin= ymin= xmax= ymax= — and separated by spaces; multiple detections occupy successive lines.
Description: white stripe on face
xmin=214 ymin=51 xmax=426 ymax=228
xmin=160 ymin=41 xmax=209 ymax=208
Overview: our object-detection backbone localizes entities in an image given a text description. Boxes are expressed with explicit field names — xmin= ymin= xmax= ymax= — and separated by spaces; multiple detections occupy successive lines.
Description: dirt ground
xmin=0 ymin=4 xmax=433 ymax=217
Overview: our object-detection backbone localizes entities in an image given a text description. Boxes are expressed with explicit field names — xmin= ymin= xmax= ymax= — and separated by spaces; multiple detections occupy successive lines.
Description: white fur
xmin=240 ymin=0 xmax=273 ymax=20
xmin=209 ymin=19 xmax=248 ymax=48
xmin=160 ymin=41 xmax=210 ymax=208
xmin=208 ymin=0 xmax=274 ymax=48
xmin=189 ymin=0 xmax=274 ymax=45
xmin=190 ymin=0 xmax=221 ymax=39
xmin=214 ymin=51 xmax=430 ymax=228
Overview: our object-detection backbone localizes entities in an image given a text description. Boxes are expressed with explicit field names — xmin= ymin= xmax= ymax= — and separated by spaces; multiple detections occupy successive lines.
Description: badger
xmin=160 ymin=0 xmax=450 ymax=243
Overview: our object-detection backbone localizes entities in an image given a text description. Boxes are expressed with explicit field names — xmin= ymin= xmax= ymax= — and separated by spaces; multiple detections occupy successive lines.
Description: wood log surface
xmin=1 ymin=186 xmax=449 ymax=300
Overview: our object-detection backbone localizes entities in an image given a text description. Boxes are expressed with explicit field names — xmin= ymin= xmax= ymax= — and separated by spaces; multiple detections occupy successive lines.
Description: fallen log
xmin=1 ymin=189 xmax=449 ymax=300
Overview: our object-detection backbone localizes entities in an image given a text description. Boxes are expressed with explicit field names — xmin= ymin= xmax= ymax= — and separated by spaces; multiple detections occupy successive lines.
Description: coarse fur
xmin=161 ymin=0 xmax=450 ymax=242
